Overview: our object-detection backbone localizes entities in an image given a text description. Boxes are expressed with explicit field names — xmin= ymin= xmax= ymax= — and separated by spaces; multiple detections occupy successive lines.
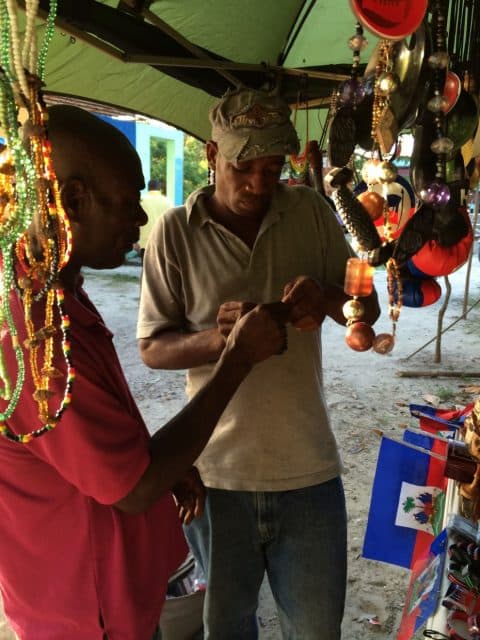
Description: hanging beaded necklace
xmin=0 ymin=0 xmax=75 ymax=443
xmin=357 ymin=38 xmax=403 ymax=352
xmin=288 ymin=93 xmax=310 ymax=185
xmin=421 ymin=0 xmax=452 ymax=207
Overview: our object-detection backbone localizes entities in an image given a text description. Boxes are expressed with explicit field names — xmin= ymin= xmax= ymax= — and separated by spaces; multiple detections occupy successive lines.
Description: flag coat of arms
xmin=363 ymin=437 xmax=447 ymax=569
xmin=395 ymin=482 xmax=445 ymax=535
xmin=396 ymin=531 xmax=447 ymax=640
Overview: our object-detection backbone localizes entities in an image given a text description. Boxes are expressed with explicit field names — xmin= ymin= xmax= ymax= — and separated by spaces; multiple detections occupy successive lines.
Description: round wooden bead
xmin=345 ymin=322 xmax=375 ymax=352
xmin=342 ymin=299 xmax=365 ymax=321
xmin=372 ymin=333 xmax=395 ymax=355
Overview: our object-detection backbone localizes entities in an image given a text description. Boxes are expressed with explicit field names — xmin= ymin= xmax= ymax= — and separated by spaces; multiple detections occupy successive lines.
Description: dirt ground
xmin=1 ymin=252 xmax=480 ymax=640
xmin=91 ymin=252 xmax=480 ymax=640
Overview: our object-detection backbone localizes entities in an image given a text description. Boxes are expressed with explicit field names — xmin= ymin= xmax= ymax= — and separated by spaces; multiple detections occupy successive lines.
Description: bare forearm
xmin=115 ymin=348 xmax=250 ymax=513
xmin=139 ymin=327 xmax=225 ymax=369
xmin=121 ymin=302 xmax=289 ymax=513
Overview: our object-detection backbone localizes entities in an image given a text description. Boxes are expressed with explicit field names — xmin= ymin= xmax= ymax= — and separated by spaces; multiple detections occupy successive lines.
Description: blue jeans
xmin=185 ymin=478 xmax=347 ymax=640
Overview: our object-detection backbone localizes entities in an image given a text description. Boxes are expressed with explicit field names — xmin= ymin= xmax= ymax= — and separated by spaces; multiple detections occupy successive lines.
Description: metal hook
xmin=423 ymin=630 xmax=450 ymax=639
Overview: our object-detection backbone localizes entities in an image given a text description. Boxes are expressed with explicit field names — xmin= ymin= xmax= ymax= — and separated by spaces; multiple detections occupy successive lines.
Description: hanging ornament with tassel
xmin=288 ymin=93 xmax=310 ymax=185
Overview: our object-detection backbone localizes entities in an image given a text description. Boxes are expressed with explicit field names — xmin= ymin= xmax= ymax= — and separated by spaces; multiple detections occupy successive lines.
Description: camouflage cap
xmin=209 ymin=88 xmax=300 ymax=163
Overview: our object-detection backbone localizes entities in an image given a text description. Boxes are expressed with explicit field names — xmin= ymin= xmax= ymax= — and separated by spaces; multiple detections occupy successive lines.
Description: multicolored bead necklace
xmin=0 ymin=0 xmax=75 ymax=443
xmin=288 ymin=94 xmax=310 ymax=185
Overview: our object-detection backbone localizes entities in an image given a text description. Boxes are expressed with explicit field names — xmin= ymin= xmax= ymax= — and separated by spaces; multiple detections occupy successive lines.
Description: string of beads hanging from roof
xmin=0 ymin=0 xmax=75 ymax=443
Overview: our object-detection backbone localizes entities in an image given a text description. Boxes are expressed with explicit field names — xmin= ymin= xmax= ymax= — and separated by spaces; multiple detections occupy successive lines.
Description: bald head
xmin=47 ymin=105 xmax=143 ymax=191
xmin=29 ymin=105 xmax=147 ymax=280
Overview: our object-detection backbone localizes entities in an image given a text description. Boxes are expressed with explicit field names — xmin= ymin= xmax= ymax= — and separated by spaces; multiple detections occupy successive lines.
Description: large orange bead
xmin=345 ymin=322 xmax=375 ymax=352
xmin=357 ymin=191 xmax=385 ymax=221
xmin=344 ymin=258 xmax=375 ymax=297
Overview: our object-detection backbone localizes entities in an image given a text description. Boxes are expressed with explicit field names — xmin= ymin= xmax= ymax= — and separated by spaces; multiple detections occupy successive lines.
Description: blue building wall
xmin=136 ymin=121 xmax=184 ymax=206
xmin=97 ymin=114 xmax=184 ymax=206
xmin=96 ymin=116 xmax=136 ymax=149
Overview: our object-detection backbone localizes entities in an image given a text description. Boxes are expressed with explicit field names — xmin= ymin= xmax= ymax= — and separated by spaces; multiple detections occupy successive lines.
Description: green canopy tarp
xmin=26 ymin=0 xmax=378 ymax=143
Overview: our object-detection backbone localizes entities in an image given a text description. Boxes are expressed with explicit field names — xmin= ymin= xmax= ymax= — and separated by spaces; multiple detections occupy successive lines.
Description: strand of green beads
xmin=0 ymin=2 xmax=15 ymax=86
xmin=0 ymin=48 xmax=19 ymax=404
xmin=0 ymin=53 xmax=31 ymax=413
xmin=0 ymin=243 xmax=25 ymax=414
xmin=7 ymin=143 xmax=36 ymax=240
xmin=0 ymin=291 xmax=11 ymax=400
xmin=0 ymin=245 xmax=26 ymax=414
xmin=37 ymin=0 xmax=57 ymax=81
xmin=0 ymin=287 xmax=74 ymax=441
xmin=0 ymin=350 xmax=12 ymax=400
xmin=0 ymin=83 xmax=37 ymax=240
xmin=0 ymin=84 xmax=22 ymax=242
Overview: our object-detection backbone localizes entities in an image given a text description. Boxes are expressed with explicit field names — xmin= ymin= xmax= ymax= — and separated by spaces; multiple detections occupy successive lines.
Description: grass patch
xmin=435 ymin=386 xmax=457 ymax=403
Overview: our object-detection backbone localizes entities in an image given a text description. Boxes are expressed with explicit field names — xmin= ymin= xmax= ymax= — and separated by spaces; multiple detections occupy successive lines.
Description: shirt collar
xmin=64 ymin=275 xmax=113 ymax=337
xmin=185 ymin=183 xmax=286 ymax=228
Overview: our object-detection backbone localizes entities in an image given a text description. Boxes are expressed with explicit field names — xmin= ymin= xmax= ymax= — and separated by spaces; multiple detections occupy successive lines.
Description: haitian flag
xmin=409 ymin=403 xmax=472 ymax=433
xmin=396 ymin=531 xmax=447 ymax=640
xmin=362 ymin=437 xmax=447 ymax=569
xmin=402 ymin=427 xmax=450 ymax=458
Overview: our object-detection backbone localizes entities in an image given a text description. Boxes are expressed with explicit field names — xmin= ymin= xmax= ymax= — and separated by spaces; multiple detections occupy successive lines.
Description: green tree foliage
xmin=150 ymin=137 xmax=167 ymax=185
xmin=150 ymin=134 xmax=208 ymax=201
xmin=183 ymin=135 xmax=208 ymax=200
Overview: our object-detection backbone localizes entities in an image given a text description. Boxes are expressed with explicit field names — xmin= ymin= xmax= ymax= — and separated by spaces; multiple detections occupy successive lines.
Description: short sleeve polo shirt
xmin=138 ymin=184 xmax=354 ymax=491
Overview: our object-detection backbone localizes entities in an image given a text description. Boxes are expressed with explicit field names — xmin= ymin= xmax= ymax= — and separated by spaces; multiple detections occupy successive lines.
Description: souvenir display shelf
xmin=425 ymin=474 xmax=460 ymax=634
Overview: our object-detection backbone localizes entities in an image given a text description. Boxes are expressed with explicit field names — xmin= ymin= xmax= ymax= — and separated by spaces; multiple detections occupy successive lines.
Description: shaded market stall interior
xmin=3 ymin=2 xmax=480 ymax=638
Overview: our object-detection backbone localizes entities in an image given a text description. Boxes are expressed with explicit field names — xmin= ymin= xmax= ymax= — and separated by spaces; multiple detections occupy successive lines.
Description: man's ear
xmin=59 ymin=177 xmax=89 ymax=221
xmin=206 ymin=141 xmax=218 ymax=171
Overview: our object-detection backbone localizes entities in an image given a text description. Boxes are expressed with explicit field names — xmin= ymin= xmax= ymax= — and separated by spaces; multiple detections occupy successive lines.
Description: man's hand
xmin=225 ymin=301 xmax=290 ymax=365
xmin=217 ymin=301 xmax=256 ymax=338
xmin=172 ymin=467 xmax=205 ymax=525
xmin=282 ymin=275 xmax=326 ymax=331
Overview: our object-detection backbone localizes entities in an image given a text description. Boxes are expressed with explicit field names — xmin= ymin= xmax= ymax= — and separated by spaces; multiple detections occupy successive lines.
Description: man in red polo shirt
xmin=0 ymin=106 xmax=288 ymax=640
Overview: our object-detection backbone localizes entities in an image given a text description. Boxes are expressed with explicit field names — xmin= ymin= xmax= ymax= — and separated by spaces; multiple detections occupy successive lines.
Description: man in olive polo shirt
xmin=137 ymin=87 xmax=380 ymax=639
